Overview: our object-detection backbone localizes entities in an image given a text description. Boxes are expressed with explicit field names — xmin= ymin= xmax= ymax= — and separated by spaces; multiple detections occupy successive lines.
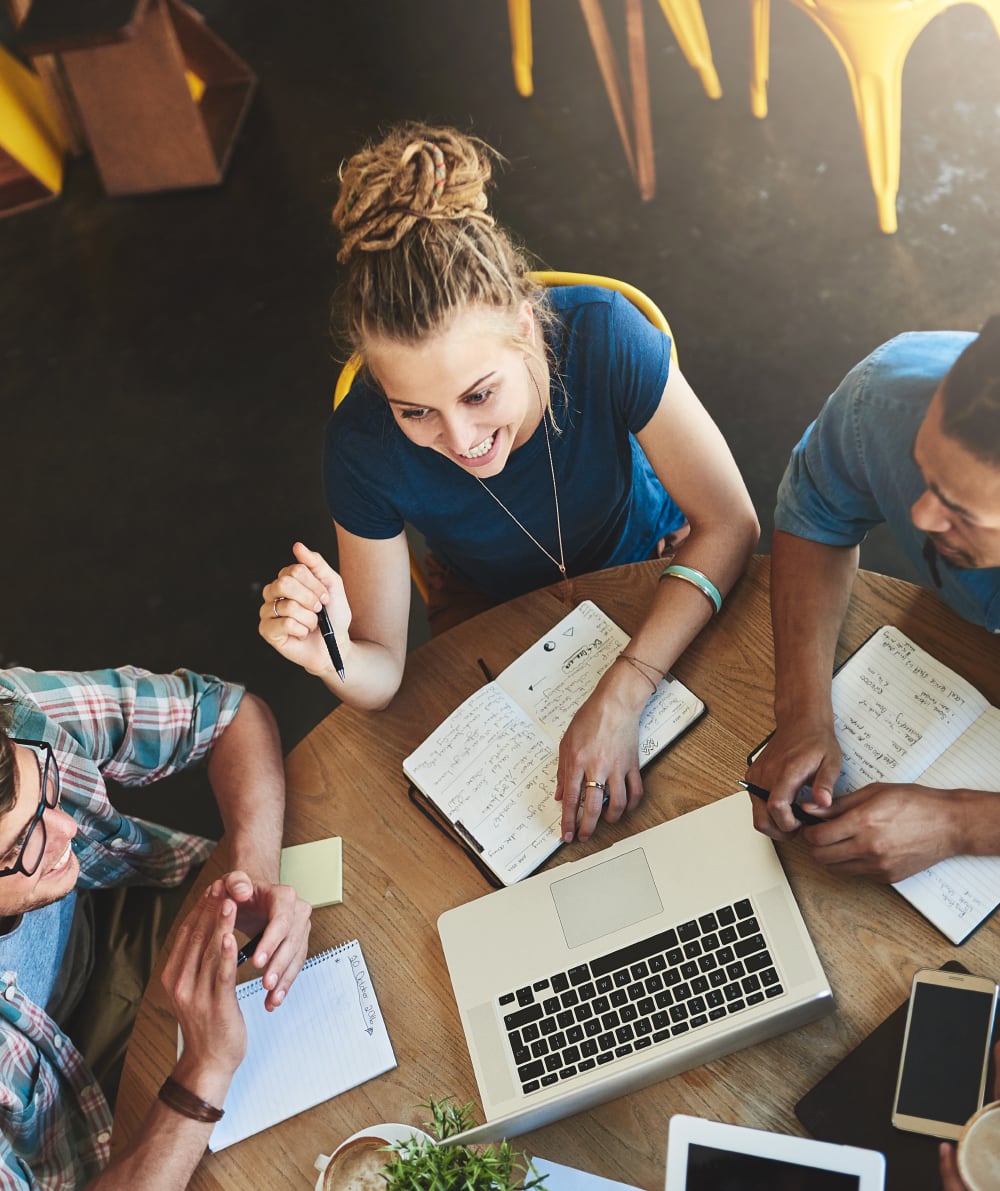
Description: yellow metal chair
xmin=748 ymin=0 xmax=1000 ymax=234
xmin=506 ymin=0 xmax=720 ymax=200
xmin=507 ymin=0 xmax=719 ymax=100
xmin=0 ymin=43 xmax=65 ymax=217
xmin=333 ymin=271 xmax=676 ymax=602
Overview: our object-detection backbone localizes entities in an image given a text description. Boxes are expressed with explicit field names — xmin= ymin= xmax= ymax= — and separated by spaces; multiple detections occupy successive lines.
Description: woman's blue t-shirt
xmin=323 ymin=286 xmax=685 ymax=601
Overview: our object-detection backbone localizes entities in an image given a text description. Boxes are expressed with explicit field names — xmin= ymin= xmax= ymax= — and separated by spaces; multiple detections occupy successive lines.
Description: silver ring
xmin=272 ymin=597 xmax=284 ymax=618
xmin=582 ymin=780 xmax=606 ymax=791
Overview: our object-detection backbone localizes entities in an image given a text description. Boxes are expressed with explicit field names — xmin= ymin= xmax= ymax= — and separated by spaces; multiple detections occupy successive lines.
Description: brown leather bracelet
xmin=158 ymin=1075 xmax=225 ymax=1123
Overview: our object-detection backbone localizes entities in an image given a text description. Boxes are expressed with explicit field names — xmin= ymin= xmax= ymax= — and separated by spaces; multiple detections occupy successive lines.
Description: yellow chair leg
xmin=801 ymin=6 xmax=930 ymax=236
xmin=507 ymin=0 xmax=534 ymax=97
xmin=749 ymin=0 xmax=770 ymax=118
xmin=655 ymin=0 xmax=722 ymax=99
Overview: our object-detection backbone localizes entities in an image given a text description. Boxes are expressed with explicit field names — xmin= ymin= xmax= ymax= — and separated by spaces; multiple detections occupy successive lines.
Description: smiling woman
xmin=259 ymin=123 xmax=760 ymax=843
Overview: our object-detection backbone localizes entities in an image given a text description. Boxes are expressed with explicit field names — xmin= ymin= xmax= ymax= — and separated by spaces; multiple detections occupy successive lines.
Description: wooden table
xmin=114 ymin=556 xmax=1000 ymax=1189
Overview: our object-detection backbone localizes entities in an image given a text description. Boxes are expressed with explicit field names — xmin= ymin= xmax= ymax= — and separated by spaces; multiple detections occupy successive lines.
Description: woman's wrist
xmin=605 ymin=654 xmax=661 ymax=713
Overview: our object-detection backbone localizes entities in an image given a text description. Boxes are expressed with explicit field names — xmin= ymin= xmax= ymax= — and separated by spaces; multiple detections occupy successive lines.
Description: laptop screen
xmin=685 ymin=1144 xmax=860 ymax=1190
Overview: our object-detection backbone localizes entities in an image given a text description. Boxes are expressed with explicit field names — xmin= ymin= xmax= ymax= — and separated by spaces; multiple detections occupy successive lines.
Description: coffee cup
xmin=957 ymin=1100 xmax=1000 ymax=1191
xmin=314 ymin=1124 xmax=435 ymax=1191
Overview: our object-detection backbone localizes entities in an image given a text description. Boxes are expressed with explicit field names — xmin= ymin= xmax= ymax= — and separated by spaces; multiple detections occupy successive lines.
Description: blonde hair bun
xmin=333 ymin=124 xmax=496 ymax=263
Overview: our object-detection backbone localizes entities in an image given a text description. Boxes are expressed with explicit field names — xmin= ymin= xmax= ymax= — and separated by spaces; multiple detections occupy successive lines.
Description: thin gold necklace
xmin=474 ymin=363 xmax=567 ymax=580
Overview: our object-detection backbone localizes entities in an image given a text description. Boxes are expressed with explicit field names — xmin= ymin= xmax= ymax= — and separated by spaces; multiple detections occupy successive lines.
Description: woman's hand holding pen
xmin=259 ymin=542 xmax=352 ymax=681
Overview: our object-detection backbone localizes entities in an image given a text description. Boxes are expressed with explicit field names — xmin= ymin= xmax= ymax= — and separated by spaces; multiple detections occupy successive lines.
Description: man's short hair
xmin=939 ymin=314 xmax=1000 ymax=465
xmin=0 ymin=699 xmax=15 ymax=817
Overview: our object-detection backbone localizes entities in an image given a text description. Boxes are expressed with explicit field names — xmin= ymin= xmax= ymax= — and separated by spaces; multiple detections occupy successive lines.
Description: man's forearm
xmin=87 ymin=1097 xmax=223 ymax=1191
xmin=207 ymin=692 xmax=285 ymax=880
xmin=770 ymin=531 xmax=859 ymax=724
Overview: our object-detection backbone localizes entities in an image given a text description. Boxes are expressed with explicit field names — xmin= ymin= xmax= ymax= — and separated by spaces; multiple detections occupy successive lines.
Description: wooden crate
xmin=17 ymin=0 xmax=256 ymax=195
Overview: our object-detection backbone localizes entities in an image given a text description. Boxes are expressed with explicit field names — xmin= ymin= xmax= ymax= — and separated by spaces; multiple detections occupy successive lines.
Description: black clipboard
xmin=408 ymin=784 xmax=504 ymax=889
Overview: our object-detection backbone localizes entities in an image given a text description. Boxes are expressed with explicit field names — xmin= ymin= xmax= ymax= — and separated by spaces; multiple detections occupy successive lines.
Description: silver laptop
xmin=438 ymin=792 xmax=833 ymax=1143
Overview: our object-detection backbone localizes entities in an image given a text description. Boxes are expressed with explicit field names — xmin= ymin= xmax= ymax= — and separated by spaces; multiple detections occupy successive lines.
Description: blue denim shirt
xmin=775 ymin=330 xmax=1000 ymax=634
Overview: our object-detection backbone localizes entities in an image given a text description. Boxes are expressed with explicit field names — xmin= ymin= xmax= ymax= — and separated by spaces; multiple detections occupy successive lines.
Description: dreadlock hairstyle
xmin=331 ymin=123 xmax=555 ymax=366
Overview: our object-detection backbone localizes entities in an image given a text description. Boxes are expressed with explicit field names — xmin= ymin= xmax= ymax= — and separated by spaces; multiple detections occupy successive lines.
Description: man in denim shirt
xmin=746 ymin=317 xmax=1000 ymax=883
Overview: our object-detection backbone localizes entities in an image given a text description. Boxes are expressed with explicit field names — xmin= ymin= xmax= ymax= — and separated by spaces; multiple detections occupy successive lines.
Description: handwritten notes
xmin=403 ymin=600 xmax=705 ymax=885
xmin=831 ymin=627 xmax=988 ymax=795
xmin=831 ymin=628 xmax=1000 ymax=944
xmin=204 ymin=939 xmax=396 ymax=1151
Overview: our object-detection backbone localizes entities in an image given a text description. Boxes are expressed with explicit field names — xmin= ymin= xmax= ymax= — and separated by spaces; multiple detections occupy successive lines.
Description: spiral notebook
xmin=180 ymin=939 xmax=396 ymax=1151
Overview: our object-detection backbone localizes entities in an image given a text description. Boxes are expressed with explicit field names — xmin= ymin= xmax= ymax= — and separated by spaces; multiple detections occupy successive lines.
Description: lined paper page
xmin=205 ymin=939 xmax=396 ymax=1151
xmin=831 ymin=626 xmax=989 ymax=796
xmin=894 ymin=708 xmax=1000 ymax=944
xmin=403 ymin=683 xmax=560 ymax=883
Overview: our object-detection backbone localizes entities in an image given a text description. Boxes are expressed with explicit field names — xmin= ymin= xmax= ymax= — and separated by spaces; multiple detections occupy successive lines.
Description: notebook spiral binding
xmin=235 ymin=939 xmax=357 ymax=999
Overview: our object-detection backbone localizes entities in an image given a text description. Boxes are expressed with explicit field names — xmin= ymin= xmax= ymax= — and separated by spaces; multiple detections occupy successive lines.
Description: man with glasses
xmin=747 ymin=316 xmax=1000 ymax=881
xmin=0 ymin=666 xmax=312 ymax=1189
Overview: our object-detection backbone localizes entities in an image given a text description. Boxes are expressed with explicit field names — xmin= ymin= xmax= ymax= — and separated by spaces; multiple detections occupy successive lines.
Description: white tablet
xmin=664 ymin=1115 xmax=886 ymax=1190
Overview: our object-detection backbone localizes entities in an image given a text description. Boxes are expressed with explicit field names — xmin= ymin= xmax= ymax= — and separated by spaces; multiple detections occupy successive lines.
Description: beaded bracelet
xmin=616 ymin=651 xmax=665 ymax=695
xmin=659 ymin=565 xmax=722 ymax=614
xmin=158 ymin=1076 xmax=225 ymax=1123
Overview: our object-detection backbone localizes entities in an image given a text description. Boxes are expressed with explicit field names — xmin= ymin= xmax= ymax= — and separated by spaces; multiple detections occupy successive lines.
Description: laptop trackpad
xmin=551 ymin=848 xmax=663 ymax=949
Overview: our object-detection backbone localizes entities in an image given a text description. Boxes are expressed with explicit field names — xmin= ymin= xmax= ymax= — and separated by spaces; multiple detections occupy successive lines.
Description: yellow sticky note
xmin=279 ymin=837 xmax=343 ymax=908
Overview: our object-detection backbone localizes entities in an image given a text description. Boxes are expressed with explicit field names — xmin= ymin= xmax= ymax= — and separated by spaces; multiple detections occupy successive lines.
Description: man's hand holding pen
xmin=221 ymin=870 xmax=312 ymax=1011
xmin=745 ymin=719 xmax=841 ymax=838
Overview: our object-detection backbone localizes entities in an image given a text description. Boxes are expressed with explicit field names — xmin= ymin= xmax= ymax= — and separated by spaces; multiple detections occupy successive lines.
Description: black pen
xmin=476 ymin=657 xmax=495 ymax=683
xmin=736 ymin=779 xmax=823 ymax=826
xmin=236 ymin=928 xmax=266 ymax=967
xmin=317 ymin=605 xmax=346 ymax=681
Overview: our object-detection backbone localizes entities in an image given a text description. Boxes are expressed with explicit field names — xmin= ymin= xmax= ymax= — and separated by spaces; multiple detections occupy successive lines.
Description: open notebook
xmin=179 ymin=939 xmax=396 ymax=1151
xmin=404 ymin=600 xmax=706 ymax=886
xmin=828 ymin=626 xmax=1000 ymax=944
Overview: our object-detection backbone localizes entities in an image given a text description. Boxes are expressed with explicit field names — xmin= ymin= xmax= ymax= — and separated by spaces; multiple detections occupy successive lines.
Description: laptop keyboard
xmin=497 ymin=898 xmax=783 ymax=1095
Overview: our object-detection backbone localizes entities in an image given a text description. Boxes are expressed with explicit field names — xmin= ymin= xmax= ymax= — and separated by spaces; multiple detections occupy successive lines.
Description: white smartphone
xmin=892 ymin=967 xmax=998 ymax=1140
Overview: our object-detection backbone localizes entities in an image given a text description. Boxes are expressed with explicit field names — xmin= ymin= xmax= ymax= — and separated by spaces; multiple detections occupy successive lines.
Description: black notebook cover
xmin=795 ymin=962 xmax=998 ymax=1191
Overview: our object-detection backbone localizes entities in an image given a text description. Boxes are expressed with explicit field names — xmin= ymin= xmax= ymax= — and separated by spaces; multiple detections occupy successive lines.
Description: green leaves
xmin=381 ymin=1098 xmax=548 ymax=1191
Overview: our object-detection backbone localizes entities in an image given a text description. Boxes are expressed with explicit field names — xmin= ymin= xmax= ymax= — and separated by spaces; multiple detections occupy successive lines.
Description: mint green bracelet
xmin=659 ymin=564 xmax=722 ymax=614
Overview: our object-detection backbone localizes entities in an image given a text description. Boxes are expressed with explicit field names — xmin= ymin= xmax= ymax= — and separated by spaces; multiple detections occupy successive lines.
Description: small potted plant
xmin=382 ymin=1099 xmax=547 ymax=1191
xmin=315 ymin=1099 xmax=547 ymax=1191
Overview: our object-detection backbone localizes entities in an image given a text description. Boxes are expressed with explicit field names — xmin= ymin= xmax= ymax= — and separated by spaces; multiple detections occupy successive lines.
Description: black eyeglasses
xmin=0 ymin=739 xmax=61 ymax=879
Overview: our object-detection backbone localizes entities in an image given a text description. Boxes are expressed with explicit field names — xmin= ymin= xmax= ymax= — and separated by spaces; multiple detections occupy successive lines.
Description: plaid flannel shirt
xmin=0 ymin=666 xmax=243 ymax=1190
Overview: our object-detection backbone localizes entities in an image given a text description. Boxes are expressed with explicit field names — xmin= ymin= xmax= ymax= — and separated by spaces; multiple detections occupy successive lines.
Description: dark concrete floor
xmin=3 ymin=1 xmax=999 ymax=836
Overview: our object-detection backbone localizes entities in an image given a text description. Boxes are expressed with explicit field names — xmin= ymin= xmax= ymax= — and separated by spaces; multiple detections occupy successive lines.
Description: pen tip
xmin=336 ymin=668 xmax=346 ymax=682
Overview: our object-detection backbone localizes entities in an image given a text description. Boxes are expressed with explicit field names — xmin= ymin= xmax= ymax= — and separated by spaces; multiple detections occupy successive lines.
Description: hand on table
xmin=220 ymin=870 xmax=312 ymax=1010
xmin=801 ymin=783 xmax=962 ymax=883
xmin=556 ymin=680 xmax=645 ymax=843
xmin=161 ymin=885 xmax=247 ymax=1095
xmin=940 ymin=1141 xmax=970 ymax=1191
xmin=259 ymin=542 xmax=350 ymax=677
xmin=745 ymin=719 xmax=842 ymax=838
